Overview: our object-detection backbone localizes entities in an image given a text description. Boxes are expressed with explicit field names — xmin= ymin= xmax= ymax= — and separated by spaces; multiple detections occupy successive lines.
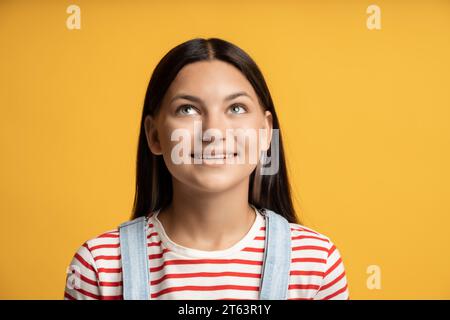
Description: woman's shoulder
xmin=87 ymin=227 xmax=120 ymax=243
xmin=286 ymin=221 xmax=344 ymax=263
xmin=76 ymin=214 xmax=155 ymax=255
xmin=76 ymin=227 xmax=120 ymax=251
xmin=65 ymin=226 xmax=124 ymax=300
xmin=287 ymin=222 xmax=333 ymax=246
xmin=69 ymin=227 xmax=122 ymax=265
xmin=286 ymin=222 xmax=350 ymax=300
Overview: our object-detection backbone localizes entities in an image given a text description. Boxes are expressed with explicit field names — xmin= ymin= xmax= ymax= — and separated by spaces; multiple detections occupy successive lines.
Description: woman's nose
xmin=201 ymin=112 xmax=231 ymax=141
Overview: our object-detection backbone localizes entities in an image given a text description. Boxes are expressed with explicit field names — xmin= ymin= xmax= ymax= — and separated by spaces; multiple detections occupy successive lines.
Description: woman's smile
xmin=190 ymin=151 xmax=239 ymax=165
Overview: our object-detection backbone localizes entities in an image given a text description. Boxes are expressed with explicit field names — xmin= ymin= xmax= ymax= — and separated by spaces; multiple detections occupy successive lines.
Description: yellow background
xmin=1 ymin=0 xmax=449 ymax=299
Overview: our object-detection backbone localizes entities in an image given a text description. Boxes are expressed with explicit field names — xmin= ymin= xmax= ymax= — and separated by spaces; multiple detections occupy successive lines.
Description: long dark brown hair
xmin=131 ymin=37 xmax=300 ymax=224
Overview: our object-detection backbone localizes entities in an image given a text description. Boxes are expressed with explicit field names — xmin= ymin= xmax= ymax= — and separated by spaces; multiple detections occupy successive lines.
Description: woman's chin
xmin=200 ymin=181 xmax=237 ymax=193
xmin=168 ymin=165 xmax=255 ymax=194
xmin=188 ymin=174 xmax=242 ymax=193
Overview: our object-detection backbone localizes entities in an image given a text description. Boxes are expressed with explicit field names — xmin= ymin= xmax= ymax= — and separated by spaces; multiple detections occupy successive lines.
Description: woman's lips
xmin=190 ymin=153 xmax=238 ymax=160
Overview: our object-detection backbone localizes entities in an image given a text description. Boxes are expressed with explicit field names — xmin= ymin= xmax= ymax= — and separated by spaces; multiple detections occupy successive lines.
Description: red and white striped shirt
xmin=64 ymin=207 xmax=349 ymax=300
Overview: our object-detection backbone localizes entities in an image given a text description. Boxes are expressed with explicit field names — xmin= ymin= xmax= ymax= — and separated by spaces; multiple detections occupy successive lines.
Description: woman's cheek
xmin=158 ymin=127 xmax=193 ymax=161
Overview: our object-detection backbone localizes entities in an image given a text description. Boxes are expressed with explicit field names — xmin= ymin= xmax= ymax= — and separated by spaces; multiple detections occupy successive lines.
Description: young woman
xmin=64 ymin=37 xmax=350 ymax=300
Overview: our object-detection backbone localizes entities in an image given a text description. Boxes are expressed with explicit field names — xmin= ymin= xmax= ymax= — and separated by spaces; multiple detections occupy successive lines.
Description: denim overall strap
xmin=119 ymin=216 xmax=151 ymax=300
xmin=259 ymin=208 xmax=292 ymax=299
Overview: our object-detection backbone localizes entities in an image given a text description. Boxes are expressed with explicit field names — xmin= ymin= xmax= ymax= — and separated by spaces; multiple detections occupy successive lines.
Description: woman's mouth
xmin=190 ymin=153 xmax=238 ymax=160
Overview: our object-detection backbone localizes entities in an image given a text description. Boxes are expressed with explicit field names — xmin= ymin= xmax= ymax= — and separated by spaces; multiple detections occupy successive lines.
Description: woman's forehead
xmin=166 ymin=60 xmax=258 ymax=100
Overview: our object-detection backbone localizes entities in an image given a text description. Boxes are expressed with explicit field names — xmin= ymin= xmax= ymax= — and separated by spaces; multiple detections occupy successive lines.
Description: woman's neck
xmin=156 ymin=177 xmax=256 ymax=251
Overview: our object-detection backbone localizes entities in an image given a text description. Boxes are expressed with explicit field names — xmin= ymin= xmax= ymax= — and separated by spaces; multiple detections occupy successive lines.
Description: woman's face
xmin=145 ymin=59 xmax=273 ymax=194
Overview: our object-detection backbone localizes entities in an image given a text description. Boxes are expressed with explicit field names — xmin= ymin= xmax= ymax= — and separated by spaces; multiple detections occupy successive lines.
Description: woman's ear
xmin=262 ymin=110 xmax=273 ymax=151
xmin=144 ymin=115 xmax=163 ymax=155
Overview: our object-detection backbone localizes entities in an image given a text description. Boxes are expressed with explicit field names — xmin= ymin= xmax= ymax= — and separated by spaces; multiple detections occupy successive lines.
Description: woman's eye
xmin=176 ymin=105 xmax=199 ymax=115
xmin=229 ymin=103 xmax=247 ymax=114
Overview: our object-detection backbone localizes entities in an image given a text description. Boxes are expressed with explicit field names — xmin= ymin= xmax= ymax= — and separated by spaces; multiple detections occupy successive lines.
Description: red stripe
xmin=292 ymin=245 xmax=328 ymax=252
xmin=152 ymin=285 xmax=259 ymax=298
xmin=99 ymin=280 xmax=123 ymax=287
xmin=290 ymin=270 xmax=324 ymax=277
xmin=151 ymin=259 xmax=262 ymax=272
xmin=97 ymin=267 xmax=122 ymax=274
xmin=147 ymin=232 xmax=158 ymax=239
xmin=242 ymin=247 xmax=264 ymax=253
xmin=328 ymin=244 xmax=336 ymax=256
xmin=75 ymin=288 xmax=101 ymax=300
xmin=291 ymin=227 xmax=320 ymax=235
xmin=74 ymin=253 xmax=96 ymax=273
xmin=64 ymin=291 xmax=76 ymax=300
xmin=292 ymin=235 xmax=329 ymax=243
xmin=324 ymin=257 xmax=342 ymax=277
xmin=288 ymin=284 xmax=321 ymax=290
xmin=148 ymin=241 xmax=162 ymax=247
xmin=90 ymin=244 xmax=120 ymax=251
xmin=100 ymin=295 xmax=124 ymax=300
xmin=292 ymin=257 xmax=327 ymax=264
xmin=93 ymin=255 xmax=121 ymax=261
xmin=152 ymin=271 xmax=261 ymax=285
xmin=322 ymin=284 xmax=348 ymax=300
xmin=98 ymin=233 xmax=119 ymax=238
xmin=149 ymin=248 xmax=171 ymax=259
xmin=318 ymin=270 xmax=346 ymax=291
xmin=79 ymin=274 xmax=98 ymax=286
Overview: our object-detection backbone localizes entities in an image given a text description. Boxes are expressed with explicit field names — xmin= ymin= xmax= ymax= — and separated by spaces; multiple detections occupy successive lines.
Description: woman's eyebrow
xmin=169 ymin=91 xmax=253 ymax=104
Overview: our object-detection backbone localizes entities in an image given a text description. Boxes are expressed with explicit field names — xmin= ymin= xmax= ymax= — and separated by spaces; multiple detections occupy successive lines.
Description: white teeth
xmin=192 ymin=153 xmax=236 ymax=159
